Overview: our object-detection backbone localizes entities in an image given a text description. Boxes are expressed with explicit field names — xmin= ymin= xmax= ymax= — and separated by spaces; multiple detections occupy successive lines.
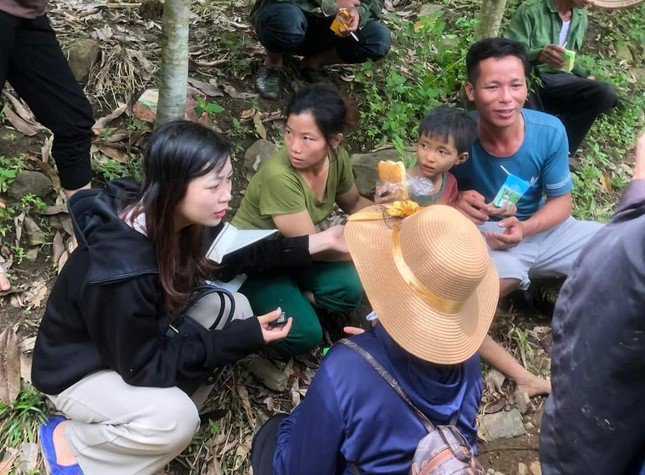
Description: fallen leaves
xmin=1 ymin=92 xmax=46 ymax=137
xmin=0 ymin=328 xmax=21 ymax=405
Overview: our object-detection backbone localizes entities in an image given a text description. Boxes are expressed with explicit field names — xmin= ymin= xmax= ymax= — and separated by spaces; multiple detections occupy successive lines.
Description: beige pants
xmin=47 ymin=292 xmax=253 ymax=475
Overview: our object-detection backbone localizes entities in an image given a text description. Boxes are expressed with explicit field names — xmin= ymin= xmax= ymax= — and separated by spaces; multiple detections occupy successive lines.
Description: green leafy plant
xmin=0 ymin=384 xmax=48 ymax=448
xmin=0 ymin=155 xmax=24 ymax=193
xmin=350 ymin=13 xmax=476 ymax=158
xmin=195 ymin=97 xmax=224 ymax=117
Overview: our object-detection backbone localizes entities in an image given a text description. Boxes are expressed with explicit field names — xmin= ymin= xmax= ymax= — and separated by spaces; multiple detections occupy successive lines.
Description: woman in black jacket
xmin=32 ymin=120 xmax=346 ymax=475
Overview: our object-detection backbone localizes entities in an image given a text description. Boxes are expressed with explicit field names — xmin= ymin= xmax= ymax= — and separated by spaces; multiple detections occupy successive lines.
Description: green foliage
xmin=351 ymin=13 xmax=476 ymax=158
xmin=20 ymin=194 xmax=48 ymax=214
xmin=195 ymin=96 xmax=224 ymax=117
xmin=0 ymin=155 xmax=24 ymax=193
xmin=0 ymin=384 xmax=48 ymax=448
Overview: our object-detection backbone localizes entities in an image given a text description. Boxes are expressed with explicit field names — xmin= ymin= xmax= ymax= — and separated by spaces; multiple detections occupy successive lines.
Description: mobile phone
xmin=269 ymin=311 xmax=288 ymax=328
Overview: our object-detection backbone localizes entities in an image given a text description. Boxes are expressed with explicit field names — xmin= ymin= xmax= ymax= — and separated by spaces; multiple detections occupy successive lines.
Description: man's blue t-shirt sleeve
xmin=540 ymin=122 xmax=573 ymax=197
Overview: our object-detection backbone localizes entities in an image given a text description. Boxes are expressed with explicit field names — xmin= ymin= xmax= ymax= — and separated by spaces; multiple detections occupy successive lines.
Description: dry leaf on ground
xmin=0 ymin=328 xmax=21 ymax=404
xmin=93 ymin=103 xmax=127 ymax=133
xmin=253 ymin=111 xmax=266 ymax=140
xmin=3 ymin=107 xmax=38 ymax=136
xmin=15 ymin=442 xmax=39 ymax=474
xmin=0 ymin=450 xmax=18 ymax=475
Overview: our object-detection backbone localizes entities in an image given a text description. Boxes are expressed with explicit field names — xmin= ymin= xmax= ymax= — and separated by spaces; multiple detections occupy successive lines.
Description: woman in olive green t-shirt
xmin=232 ymin=84 xmax=372 ymax=355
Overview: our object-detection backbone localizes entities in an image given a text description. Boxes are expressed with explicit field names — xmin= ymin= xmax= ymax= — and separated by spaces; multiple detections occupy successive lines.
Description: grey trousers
xmin=47 ymin=292 xmax=254 ymax=475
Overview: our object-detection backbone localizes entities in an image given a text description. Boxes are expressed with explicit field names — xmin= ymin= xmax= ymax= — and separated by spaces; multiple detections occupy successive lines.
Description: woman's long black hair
xmin=129 ymin=120 xmax=230 ymax=314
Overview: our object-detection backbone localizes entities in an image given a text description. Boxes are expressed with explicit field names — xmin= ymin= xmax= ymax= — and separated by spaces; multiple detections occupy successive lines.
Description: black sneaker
xmin=256 ymin=65 xmax=281 ymax=99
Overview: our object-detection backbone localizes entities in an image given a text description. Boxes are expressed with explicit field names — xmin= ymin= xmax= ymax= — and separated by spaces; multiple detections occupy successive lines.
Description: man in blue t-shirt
xmin=452 ymin=38 xmax=603 ymax=397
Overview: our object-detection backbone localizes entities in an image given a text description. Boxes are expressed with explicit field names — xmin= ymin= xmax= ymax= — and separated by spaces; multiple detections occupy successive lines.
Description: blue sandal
xmin=39 ymin=415 xmax=83 ymax=475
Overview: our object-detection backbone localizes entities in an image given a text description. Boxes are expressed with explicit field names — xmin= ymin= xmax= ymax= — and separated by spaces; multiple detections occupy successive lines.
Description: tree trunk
xmin=156 ymin=0 xmax=190 ymax=126
xmin=474 ymin=0 xmax=508 ymax=40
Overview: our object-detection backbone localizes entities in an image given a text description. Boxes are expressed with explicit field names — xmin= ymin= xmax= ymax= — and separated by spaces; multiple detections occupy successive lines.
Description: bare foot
xmin=53 ymin=421 xmax=78 ymax=466
xmin=515 ymin=375 xmax=551 ymax=397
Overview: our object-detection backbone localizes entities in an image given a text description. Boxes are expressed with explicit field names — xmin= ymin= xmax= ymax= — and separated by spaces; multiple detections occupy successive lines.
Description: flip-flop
xmin=39 ymin=415 xmax=84 ymax=475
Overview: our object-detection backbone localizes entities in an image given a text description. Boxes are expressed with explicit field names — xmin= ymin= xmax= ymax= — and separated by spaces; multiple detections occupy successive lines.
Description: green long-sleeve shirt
xmin=250 ymin=0 xmax=384 ymax=30
xmin=505 ymin=0 xmax=589 ymax=77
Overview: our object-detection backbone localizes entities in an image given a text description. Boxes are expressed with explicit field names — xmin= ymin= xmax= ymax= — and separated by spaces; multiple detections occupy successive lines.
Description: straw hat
xmin=593 ymin=0 xmax=642 ymax=8
xmin=345 ymin=204 xmax=499 ymax=364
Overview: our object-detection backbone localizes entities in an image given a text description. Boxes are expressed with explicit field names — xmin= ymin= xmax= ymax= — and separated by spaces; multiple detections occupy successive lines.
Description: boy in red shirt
xmin=377 ymin=107 xmax=477 ymax=205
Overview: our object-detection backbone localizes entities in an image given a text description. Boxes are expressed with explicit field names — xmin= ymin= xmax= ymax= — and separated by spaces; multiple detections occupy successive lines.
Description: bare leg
xmin=63 ymin=181 xmax=91 ymax=199
xmin=480 ymin=278 xmax=552 ymax=397
xmin=479 ymin=335 xmax=551 ymax=397
xmin=53 ymin=421 xmax=78 ymax=466
xmin=499 ymin=277 xmax=520 ymax=297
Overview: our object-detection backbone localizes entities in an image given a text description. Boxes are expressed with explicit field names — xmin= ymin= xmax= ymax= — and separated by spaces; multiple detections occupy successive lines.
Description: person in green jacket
xmin=506 ymin=0 xmax=618 ymax=154
xmin=233 ymin=84 xmax=373 ymax=355
xmin=250 ymin=0 xmax=391 ymax=99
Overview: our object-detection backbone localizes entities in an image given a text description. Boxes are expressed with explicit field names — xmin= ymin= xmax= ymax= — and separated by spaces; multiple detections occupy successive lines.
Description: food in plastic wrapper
xmin=330 ymin=8 xmax=354 ymax=36
xmin=407 ymin=175 xmax=435 ymax=200
xmin=376 ymin=160 xmax=408 ymax=201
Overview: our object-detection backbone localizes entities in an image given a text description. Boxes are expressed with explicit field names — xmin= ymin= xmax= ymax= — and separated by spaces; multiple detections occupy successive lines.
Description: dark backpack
xmin=340 ymin=339 xmax=485 ymax=475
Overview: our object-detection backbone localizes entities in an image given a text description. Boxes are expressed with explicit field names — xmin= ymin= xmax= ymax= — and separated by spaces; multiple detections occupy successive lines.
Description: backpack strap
xmin=339 ymin=338 xmax=435 ymax=432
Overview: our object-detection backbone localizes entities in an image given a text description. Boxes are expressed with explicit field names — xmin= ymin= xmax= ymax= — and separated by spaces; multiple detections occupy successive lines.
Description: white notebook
xmin=206 ymin=222 xmax=278 ymax=264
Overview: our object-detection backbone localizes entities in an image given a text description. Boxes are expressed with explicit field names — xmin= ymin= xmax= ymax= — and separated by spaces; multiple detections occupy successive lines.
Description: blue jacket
xmin=274 ymin=324 xmax=483 ymax=474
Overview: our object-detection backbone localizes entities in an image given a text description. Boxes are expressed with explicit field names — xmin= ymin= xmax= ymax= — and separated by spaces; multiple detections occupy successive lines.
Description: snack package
xmin=560 ymin=49 xmax=575 ymax=73
xmin=492 ymin=172 xmax=530 ymax=208
xmin=377 ymin=160 xmax=409 ymax=201
xmin=407 ymin=175 xmax=435 ymax=200
xmin=330 ymin=8 xmax=354 ymax=36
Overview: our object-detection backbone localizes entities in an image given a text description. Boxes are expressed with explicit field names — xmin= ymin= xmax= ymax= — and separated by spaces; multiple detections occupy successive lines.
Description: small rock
xmin=248 ymin=355 xmax=291 ymax=392
xmin=350 ymin=148 xmax=414 ymax=197
xmin=138 ymin=0 xmax=164 ymax=20
xmin=486 ymin=469 xmax=496 ymax=475
xmin=418 ymin=3 xmax=443 ymax=16
xmin=616 ymin=44 xmax=633 ymax=62
xmin=514 ymin=388 xmax=531 ymax=414
xmin=631 ymin=67 xmax=645 ymax=86
xmin=23 ymin=217 xmax=46 ymax=247
xmin=25 ymin=248 xmax=39 ymax=261
xmin=243 ymin=139 xmax=277 ymax=178
xmin=525 ymin=421 xmax=535 ymax=429
xmin=479 ymin=409 xmax=526 ymax=441
xmin=7 ymin=170 xmax=52 ymax=200
xmin=529 ymin=461 xmax=542 ymax=475
xmin=65 ymin=39 xmax=101 ymax=84
xmin=518 ymin=462 xmax=529 ymax=475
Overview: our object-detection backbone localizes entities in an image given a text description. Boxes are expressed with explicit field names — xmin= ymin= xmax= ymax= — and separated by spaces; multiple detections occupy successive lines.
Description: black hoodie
xmin=32 ymin=179 xmax=297 ymax=395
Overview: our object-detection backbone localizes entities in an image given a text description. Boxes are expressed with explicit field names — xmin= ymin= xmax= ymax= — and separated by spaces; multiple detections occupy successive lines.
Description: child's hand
xmin=374 ymin=183 xmax=393 ymax=204
xmin=257 ymin=308 xmax=293 ymax=343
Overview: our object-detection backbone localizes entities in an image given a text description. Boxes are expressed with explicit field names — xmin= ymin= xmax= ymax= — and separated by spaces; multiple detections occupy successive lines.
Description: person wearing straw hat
xmin=250 ymin=204 xmax=498 ymax=474
xmin=505 ymin=0 xmax=618 ymax=155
